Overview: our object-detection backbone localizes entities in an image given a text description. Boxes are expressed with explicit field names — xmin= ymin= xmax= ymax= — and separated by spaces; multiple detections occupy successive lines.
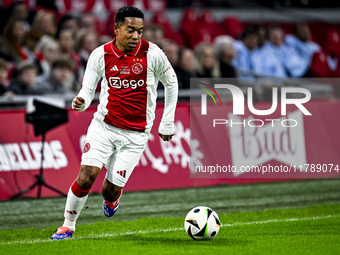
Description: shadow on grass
xmin=103 ymin=234 xmax=249 ymax=247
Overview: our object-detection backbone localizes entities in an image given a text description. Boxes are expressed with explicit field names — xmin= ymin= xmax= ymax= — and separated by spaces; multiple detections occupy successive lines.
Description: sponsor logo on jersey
xmin=132 ymin=63 xmax=143 ymax=74
xmin=109 ymin=77 xmax=145 ymax=89
xmin=120 ymin=65 xmax=130 ymax=74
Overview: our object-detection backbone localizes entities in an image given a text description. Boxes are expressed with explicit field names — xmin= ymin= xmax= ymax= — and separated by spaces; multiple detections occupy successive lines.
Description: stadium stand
xmin=0 ymin=0 xmax=340 ymax=106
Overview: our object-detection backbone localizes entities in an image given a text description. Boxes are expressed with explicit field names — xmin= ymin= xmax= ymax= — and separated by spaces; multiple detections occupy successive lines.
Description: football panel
xmin=187 ymin=225 xmax=197 ymax=240
xmin=206 ymin=208 xmax=214 ymax=219
xmin=206 ymin=211 xmax=221 ymax=238
xmin=194 ymin=222 xmax=207 ymax=237
xmin=185 ymin=217 xmax=200 ymax=230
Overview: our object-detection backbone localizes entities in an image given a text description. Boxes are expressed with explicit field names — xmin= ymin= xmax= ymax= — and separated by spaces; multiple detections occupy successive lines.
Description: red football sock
xmin=71 ymin=179 xmax=90 ymax=198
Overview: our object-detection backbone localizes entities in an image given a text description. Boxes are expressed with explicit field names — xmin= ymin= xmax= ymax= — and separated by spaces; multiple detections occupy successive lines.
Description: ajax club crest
xmin=132 ymin=63 xmax=143 ymax=74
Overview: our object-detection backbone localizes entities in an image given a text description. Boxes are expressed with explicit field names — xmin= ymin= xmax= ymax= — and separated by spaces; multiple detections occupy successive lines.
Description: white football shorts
xmin=81 ymin=117 xmax=149 ymax=187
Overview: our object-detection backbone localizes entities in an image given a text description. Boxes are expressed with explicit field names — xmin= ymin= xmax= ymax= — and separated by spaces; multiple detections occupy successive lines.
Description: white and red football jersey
xmin=77 ymin=38 xmax=178 ymax=134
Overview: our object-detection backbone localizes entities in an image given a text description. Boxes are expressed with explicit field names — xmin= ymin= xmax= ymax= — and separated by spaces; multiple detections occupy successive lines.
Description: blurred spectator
xmin=33 ymin=57 xmax=75 ymax=94
xmin=24 ymin=10 xmax=57 ymax=53
xmin=57 ymin=26 xmax=82 ymax=84
xmin=0 ymin=3 xmax=7 ymax=36
xmin=161 ymin=39 xmax=179 ymax=67
xmin=0 ymin=18 xmax=28 ymax=63
xmin=285 ymin=23 xmax=321 ymax=77
xmin=58 ymin=27 xmax=77 ymax=59
xmin=142 ymin=26 xmax=153 ymax=41
xmin=233 ymin=27 xmax=258 ymax=77
xmin=99 ymin=35 xmax=113 ymax=46
xmin=234 ymin=26 xmax=286 ymax=77
xmin=57 ymin=14 xmax=80 ymax=35
xmin=4 ymin=61 xmax=39 ymax=98
xmin=75 ymin=29 xmax=99 ymax=69
xmin=174 ymin=47 xmax=196 ymax=89
xmin=256 ymin=25 xmax=267 ymax=48
xmin=195 ymin=43 xmax=220 ymax=78
xmin=153 ymin=25 xmax=164 ymax=45
xmin=34 ymin=35 xmax=60 ymax=81
xmin=79 ymin=12 xmax=97 ymax=33
xmin=264 ymin=26 xmax=306 ymax=77
xmin=214 ymin=35 xmax=237 ymax=78
xmin=142 ymin=24 xmax=164 ymax=47
xmin=6 ymin=1 xmax=30 ymax=31
xmin=253 ymin=25 xmax=286 ymax=77
xmin=0 ymin=58 xmax=9 ymax=95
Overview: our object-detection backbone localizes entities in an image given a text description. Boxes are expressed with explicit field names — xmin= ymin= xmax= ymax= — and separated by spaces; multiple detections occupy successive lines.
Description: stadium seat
xmin=193 ymin=28 xmax=213 ymax=48
xmin=152 ymin=11 xmax=176 ymax=33
xmin=309 ymin=22 xmax=330 ymax=44
xmin=62 ymin=0 xmax=95 ymax=14
xmin=310 ymin=51 xmax=331 ymax=78
xmin=165 ymin=31 xmax=184 ymax=46
xmin=95 ymin=18 xmax=107 ymax=36
xmin=180 ymin=8 xmax=199 ymax=32
xmin=199 ymin=10 xmax=225 ymax=39
xmin=152 ymin=11 xmax=184 ymax=45
xmin=106 ymin=11 xmax=117 ymax=37
xmin=325 ymin=29 xmax=340 ymax=57
xmin=331 ymin=65 xmax=340 ymax=78
xmin=220 ymin=16 xmax=243 ymax=39
xmin=180 ymin=8 xmax=199 ymax=47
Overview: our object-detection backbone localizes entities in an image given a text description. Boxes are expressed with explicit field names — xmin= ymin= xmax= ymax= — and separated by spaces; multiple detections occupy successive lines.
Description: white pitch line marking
xmin=1 ymin=214 xmax=338 ymax=245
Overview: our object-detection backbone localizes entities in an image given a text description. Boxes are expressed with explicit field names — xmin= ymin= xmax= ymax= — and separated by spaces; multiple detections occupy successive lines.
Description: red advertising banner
xmin=0 ymin=103 xmax=219 ymax=200
xmin=0 ymin=109 xmax=80 ymax=200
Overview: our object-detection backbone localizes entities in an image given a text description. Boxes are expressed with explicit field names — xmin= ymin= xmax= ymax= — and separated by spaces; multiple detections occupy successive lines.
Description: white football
xmin=184 ymin=206 xmax=221 ymax=240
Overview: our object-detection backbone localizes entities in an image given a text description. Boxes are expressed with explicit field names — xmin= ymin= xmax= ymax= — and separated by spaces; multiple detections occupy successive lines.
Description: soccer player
xmin=51 ymin=6 xmax=178 ymax=240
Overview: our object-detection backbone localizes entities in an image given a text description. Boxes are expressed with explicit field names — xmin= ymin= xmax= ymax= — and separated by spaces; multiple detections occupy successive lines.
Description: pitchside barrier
xmin=0 ymin=79 xmax=340 ymax=199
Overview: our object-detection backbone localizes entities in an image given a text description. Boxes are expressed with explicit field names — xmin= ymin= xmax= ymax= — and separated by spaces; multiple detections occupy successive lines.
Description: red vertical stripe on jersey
xmin=103 ymin=39 xmax=149 ymax=132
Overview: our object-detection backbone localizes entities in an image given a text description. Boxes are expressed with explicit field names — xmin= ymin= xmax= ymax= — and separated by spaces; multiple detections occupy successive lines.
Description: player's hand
xmin=159 ymin=133 xmax=174 ymax=142
xmin=72 ymin=96 xmax=85 ymax=111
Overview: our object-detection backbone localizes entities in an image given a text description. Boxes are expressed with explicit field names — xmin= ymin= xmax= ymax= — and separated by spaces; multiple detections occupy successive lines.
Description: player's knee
xmin=102 ymin=180 xmax=122 ymax=201
xmin=77 ymin=165 xmax=100 ymax=190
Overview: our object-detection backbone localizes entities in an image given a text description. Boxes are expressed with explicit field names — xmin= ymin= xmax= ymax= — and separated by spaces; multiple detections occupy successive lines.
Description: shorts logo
xmin=117 ymin=170 xmax=126 ymax=178
xmin=132 ymin=63 xmax=143 ymax=74
xmin=83 ymin=143 xmax=91 ymax=153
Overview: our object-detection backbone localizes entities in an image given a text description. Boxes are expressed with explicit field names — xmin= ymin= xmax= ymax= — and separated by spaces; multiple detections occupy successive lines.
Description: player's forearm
xmin=76 ymin=86 xmax=95 ymax=111
xmin=75 ymin=69 xmax=101 ymax=111
xmin=159 ymin=75 xmax=178 ymax=135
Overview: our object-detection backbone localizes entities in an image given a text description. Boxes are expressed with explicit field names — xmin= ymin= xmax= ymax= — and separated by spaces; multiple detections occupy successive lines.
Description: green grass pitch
xmin=0 ymin=179 xmax=339 ymax=255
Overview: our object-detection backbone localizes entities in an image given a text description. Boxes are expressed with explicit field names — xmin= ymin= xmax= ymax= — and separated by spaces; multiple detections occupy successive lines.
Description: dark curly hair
xmin=115 ymin=6 xmax=144 ymax=26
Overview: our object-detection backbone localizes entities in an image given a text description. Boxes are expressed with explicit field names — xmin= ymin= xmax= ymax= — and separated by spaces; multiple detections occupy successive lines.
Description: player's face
xmin=114 ymin=17 xmax=144 ymax=52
